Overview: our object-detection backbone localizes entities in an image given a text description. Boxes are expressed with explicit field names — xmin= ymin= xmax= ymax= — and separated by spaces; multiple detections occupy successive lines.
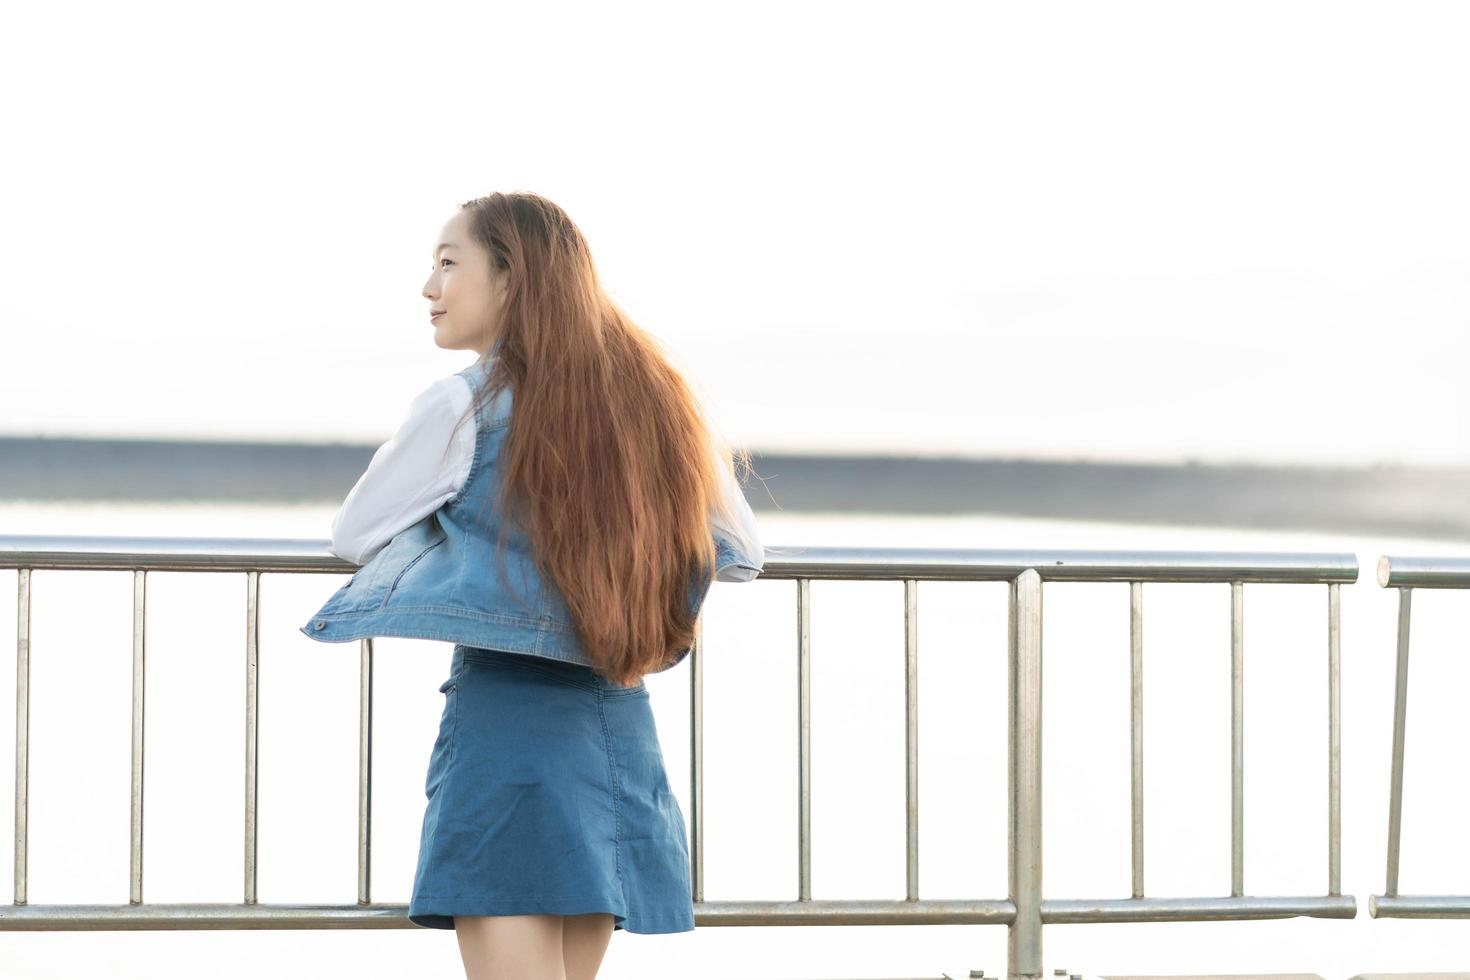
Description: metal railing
xmin=0 ymin=536 xmax=1360 ymax=977
xmin=1371 ymin=554 xmax=1470 ymax=920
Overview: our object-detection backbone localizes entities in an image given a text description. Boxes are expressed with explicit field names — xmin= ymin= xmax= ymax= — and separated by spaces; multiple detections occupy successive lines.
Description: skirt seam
xmin=595 ymin=691 xmax=626 ymax=910
xmin=448 ymin=676 xmax=460 ymax=771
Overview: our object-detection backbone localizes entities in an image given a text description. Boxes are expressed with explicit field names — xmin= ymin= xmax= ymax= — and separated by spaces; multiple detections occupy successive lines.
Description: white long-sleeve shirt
xmin=329 ymin=372 xmax=765 ymax=582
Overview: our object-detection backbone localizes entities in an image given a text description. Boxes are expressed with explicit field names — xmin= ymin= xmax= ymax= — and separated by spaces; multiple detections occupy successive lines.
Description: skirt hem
xmin=408 ymin=894 xmax=694 ymax=934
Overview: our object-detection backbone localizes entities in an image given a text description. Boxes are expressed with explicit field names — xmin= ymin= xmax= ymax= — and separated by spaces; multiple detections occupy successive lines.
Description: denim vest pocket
xmin=336 ymin=513 xmax=448 ymax=609
xmin=381 ymin=529 xmax=448 ymax=608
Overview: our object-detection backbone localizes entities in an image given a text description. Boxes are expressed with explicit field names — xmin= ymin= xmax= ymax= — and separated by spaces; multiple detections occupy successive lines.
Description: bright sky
xmin=3 ymin=1 xmax=1467 ymax=466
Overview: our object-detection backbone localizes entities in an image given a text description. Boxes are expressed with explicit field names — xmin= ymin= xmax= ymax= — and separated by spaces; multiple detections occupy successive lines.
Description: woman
xmin=300 ymin=191 xmax=766 ymax=979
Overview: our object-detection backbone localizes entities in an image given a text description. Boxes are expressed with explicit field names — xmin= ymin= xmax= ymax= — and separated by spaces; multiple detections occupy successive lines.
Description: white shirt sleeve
xmin=330 ymin=374 xmax=763 ymax=581
xmin=711 ymin=456 xmax=765 ymax=583
xmin=329 ymin=375 xmax=476 ymax=566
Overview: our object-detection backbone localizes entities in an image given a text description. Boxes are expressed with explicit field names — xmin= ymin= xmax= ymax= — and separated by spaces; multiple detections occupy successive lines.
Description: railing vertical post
xmin=1007 ymin=568 xmax=1043 ymax=980
xmin=1130 ymin=581 xmax=1144 ymax=899
xmin=1327 ymin=582 xmax=1341 ymax=896
xmin=14 ymin=567 xmax=31 ymax=906
xmin=129 ymin=569 xmax=147 ymax=905
xmin=244 ymin=570 xmax=261 ymax=905
xmin=357 ymin=637 xmax=374 ymax=905
xmin=690 ymin=614 xmax=704 ymax=905
xmin=1231 ymin=581 xmax=1244 ymax=897
xmin=904 ymin=578 xmax=920 ymax=902
xmin=1384 ymin=586 xmax=1412 ymax=898
xmin=797 ymin=577 xmax=812 ymax=902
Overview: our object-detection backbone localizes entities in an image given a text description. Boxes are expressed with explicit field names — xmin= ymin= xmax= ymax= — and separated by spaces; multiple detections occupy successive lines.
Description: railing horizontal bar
xmin=5 ymin=896 xmax=1359 ymax=929
xmin=0 ymin=535 xmax=1359 ymax=582
xmin=0 ymin=899 xmax=1016 ymax=930
xmin=0 ymin=536 xmax=349 ymax=572
xmin=693 ymin=898 xmax=1015 ymax=926
xmin=1370 ymin=894 xmax=1470 ymax=918
xmin=0 ymin=903 xmax=417 ymax=930
xmin=1377 ymin=554 xmax=1470 ymax=588
xmin=1043 ymin=895 xmax=1357 ymax=922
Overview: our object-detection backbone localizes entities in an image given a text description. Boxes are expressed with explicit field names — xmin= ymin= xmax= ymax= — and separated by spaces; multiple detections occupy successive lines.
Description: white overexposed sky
xmin=2 ymin=0 xmax=1468 ymax=466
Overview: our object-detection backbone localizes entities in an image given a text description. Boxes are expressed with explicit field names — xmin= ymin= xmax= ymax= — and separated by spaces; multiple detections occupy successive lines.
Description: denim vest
xmin=299 ymin=355 xmax=761 ymax=673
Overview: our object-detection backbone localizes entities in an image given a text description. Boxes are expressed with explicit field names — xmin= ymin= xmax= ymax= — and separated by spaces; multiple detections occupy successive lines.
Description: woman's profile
xmin=299 ymin=191 xmax=766 ymax=979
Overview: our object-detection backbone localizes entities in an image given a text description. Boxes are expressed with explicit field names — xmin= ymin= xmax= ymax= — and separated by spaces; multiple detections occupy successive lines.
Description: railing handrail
xmin=0 ymin=534 xmax=1359 ymax=582
xmin=1375 ymin=553 xmax=1470 ymax=588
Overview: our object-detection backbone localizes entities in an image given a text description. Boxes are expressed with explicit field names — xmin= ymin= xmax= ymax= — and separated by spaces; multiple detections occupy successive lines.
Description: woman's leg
xmin=562 ymin=913 xmax=615 ymax=980
xmin=454 ymin=914 xmax=566 ymax=980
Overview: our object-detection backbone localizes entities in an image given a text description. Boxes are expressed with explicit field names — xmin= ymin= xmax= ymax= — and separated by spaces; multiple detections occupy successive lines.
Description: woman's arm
xmin=329 ymin=375 xmax=476 ymax=566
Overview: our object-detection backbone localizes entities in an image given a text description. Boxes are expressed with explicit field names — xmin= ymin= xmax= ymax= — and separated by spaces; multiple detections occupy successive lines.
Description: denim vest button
xmin=313 ymin=620 xmax=326 ymax=630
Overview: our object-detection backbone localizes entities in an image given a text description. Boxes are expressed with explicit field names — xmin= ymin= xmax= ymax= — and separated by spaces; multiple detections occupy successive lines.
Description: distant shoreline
xmin=3 ymin=435 xmax=1468 ymax=540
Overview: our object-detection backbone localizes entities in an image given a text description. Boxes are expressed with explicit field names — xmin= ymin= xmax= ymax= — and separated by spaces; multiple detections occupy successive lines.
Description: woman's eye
xmin=440 ymin=258 xmax=453 ymax=267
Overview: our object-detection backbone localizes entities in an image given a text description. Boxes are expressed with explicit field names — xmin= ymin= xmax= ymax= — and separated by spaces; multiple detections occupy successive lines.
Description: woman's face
xmin=422 ymin=208 xmax=509 ymax=360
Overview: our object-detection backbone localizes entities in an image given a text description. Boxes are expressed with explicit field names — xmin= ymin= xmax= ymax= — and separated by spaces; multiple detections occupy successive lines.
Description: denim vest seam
xmin=320 ymin=603 xmax=569 ymax=630
xmin=447 ymin=371 xmax=486 ymax=507
xmin=447 ymin=366 xmax=512 ymax=507
xmin=304 ymin=620 xmax=589 ymax=656
xmin=444 ymin=368 xmax=514 ymax=617
xmin=303 ymin=623 xmax=506 ymax=645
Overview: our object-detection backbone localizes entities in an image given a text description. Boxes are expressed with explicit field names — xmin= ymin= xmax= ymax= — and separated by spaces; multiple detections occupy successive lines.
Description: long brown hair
xmin=447 ymin=191 xmax=753 ymax=687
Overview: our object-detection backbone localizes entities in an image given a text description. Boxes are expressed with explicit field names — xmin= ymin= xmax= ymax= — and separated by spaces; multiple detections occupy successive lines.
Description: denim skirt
xmin=407 ymin=644 xmax=695 ymax=934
